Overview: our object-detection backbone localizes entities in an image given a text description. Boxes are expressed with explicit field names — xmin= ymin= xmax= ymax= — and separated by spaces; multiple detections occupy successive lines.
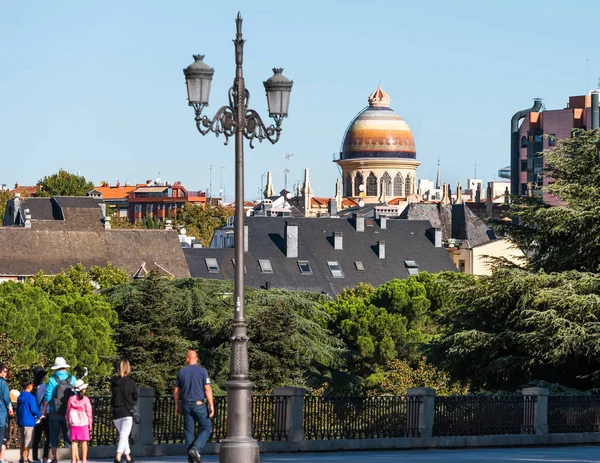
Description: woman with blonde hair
xmin=110 ymin=360 xmax=138 ymax=463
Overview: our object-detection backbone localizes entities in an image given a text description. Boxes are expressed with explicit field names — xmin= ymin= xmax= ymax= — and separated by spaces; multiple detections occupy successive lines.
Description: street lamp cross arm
xmin=243 ymin=108 xmax=282 ymax=148
xmin=195 ymin=105 xmax=237 ymax=145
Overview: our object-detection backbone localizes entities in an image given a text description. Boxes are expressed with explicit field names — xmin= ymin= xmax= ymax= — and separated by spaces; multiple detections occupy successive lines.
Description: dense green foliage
xmin=0 ymin=189 xmax=12 ymax=224
xmin=175 ymin=203 xmax=233 ymax=247
xmin=433 ymin=269 xmax=600 ymax=391
xmin=492 ymin=129 xmax=600 ymax=272
xmin=0 ymin=280 xmax=117 ymax=382
xmin=37 ymin=169 xmax=94 ymax=197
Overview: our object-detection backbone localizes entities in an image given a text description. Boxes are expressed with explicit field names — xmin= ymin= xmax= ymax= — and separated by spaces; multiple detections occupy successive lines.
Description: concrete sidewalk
xmin=84 ymin=446 xmax=600 ymax=462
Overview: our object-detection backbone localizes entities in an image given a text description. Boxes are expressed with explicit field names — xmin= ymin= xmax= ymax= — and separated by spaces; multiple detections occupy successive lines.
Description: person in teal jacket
xmin=43 ymin=357 xmax=77 ymax=463
xmin=0 ymin=363 xmax=15 ymax=463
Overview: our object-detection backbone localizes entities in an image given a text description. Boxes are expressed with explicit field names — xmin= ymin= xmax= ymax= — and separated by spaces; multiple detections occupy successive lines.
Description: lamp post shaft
xmin=218 ymin=14 xmax=260 ymax=463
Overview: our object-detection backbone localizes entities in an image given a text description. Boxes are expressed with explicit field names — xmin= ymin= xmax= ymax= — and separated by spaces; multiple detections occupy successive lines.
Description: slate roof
xmin=0 ymin=229 xmax=190 ymax=278
xmin=4 ymin=196 xmax=105 ymax=230
xmin=184 ymin=216 xmax=457 ymax=296
xmin=399 ymin=203 xmax=494 ymax=247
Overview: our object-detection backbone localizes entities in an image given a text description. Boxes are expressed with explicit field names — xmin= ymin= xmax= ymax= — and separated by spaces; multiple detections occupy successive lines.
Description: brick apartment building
xmin=88 ymin=180 xmax=207 ymax=223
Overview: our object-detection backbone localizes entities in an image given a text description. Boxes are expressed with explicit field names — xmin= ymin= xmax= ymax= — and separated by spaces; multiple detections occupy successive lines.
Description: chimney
xmin=378 ymin=240 xmax=386 ymax=259
xmin=354 ymin=214 xmax=364 ymax=232
xmin=333 ymin=232 xmax=343 ymax=250
xmin=486 ymin=183 xmax=493 ymax=217
xmin=504 ymin=186 xmax=510 ymax=205
xmin=434 ymin=228 xmax=442 ymax=247
xmin=285 ymin=222 xmax=298 ymax=258
xmin=165 ymin=219 xmax=173 ymax=231
xmin=455 ymin=182 xmax=463 ymax=204
xmin=14 ymin=182 xmax=19 ymax=189
xmin=244 ymin=224 xmax=248 ymax=253
xmin=104 ymin=216 xmax=111 ymax=230
xmin=441 ymin=183 xmax=451 ymax=205
xmin=24 ymin=213 xmax=32 ymax=229
xmin=475 ymin=185 xmax=481 ymax=203
xmin=380 ymin=216 xmax=387 ymax=229
xmin=592 ymin=90 xmax=599 ymax=130
xmin=328 ymin=198 xmax=338 ymax=216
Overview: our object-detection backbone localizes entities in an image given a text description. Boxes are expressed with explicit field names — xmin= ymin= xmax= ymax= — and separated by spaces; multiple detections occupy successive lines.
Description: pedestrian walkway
xmin=95 ymin=446 xmax=600 ymax=462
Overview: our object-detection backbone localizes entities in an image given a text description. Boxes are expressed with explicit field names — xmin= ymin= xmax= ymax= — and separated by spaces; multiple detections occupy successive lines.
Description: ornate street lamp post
xmin=183 ymin=13 xmax=292 ymax=463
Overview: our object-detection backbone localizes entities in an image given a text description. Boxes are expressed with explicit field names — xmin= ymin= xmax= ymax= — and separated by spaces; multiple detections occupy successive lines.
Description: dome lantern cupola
xmin=367 ymin=85 xmax=390 ymax=107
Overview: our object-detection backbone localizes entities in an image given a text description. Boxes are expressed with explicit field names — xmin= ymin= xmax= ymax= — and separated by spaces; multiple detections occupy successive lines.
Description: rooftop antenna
xmin=284 ymin=153 xmax=294 ymax=191
xmin=220 ymin=166 xmax=225 ymax=199
xmin=474 ymin=161 xmax=478 ymax=179
xmin=260 ymin=172 xmax=267 ymax=198
xmin=586 ymin=58 xmax=589 ymax=92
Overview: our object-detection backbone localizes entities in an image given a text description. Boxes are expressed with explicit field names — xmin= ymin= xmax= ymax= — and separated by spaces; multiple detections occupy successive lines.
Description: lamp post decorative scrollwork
xmin=183 ymin=12 xmax=292 ymax=463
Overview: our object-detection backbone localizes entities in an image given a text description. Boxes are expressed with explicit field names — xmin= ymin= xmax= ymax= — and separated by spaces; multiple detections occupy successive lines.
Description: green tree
xmin=365 ymin=358 xmax=469 ymax=396
xmin=0 ymin=281 xmax=116 ymax=383
xmin=492 ymin=129 xmax=600 ymax=272
xmin=324 ymin=278 xmax=433 ymax=379
xmin=0 ymin=189 xmax=12 ymax=225
xmin=433 ymin=268 xmax=600 ymax=391
xmin=37 ymin=169 xmax=94 ymax=197
xmin=175 ymin=203 xmax=233 ymax=247
xmin=89 ymin=262 xmax=129 ymax=289
xmin=106 ymin=272 xmax=191 ymax=394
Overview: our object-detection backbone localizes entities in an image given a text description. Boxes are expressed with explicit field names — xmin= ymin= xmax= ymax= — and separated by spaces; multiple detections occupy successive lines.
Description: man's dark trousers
xmin=182 ymin=401 xmax=212 ymax=454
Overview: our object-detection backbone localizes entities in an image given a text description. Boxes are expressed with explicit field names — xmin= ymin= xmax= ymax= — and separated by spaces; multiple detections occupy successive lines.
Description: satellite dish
xmin=358 ymin=200 xmax=365 ymax=207
xmin=286 ymin=192 xmax=292 ymax=199
xmin=358 ymin=184 xmax=365 ymax=192
xmin=180 ymin=228 xmax=187 ymax=235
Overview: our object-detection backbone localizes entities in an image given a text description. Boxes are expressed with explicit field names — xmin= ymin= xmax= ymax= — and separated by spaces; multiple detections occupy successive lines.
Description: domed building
xmin=335 ymin=86 xmax=420 ymax=204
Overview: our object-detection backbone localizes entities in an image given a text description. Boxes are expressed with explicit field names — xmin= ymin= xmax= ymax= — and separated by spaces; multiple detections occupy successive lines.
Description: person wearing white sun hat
xmin=43 ymin=357 xmax=77 ymax=463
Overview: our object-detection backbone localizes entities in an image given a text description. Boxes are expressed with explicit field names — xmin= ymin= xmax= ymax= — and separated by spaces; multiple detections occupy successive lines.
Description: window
xmin=405 ymin=174 xmax=412 ymax=197
xmin=393 ymin=173 xmax=403 ymax=196
xmin=354 ymin=261 xmax=364 ymax=271
xmin=205 ymin=258 xmax=220 ymax=273
xmin=231 ymin=259 xmax=247 ymax=272
xmin=298 ymin=260 xmax=312 ymax=275
xmin=327 ymin=261 xmax=344 ymax=278
xmin=534 ymin=135 xmax=543 ymax=143
xmin=354 ymin=172 xmax=364 ymax=196
xmin=366 ymin=172 xmax=377 ymax=196
xmin=458 ymin=260 xmax=466 ymax=272
xmin=345 ymin=174 xmax=353 ymax=197
xmin=404 ymin=260 xmax=419 ymax=276
xmin=380 ymin=172 xmax=391 ymax=196
xmin=520 ymin=160 xmax=527 ymax=172
xmin=548 ymin=134 xmax=556 ymax=146
xmin=258 ymin=259 xmax=273 ymax=274
xmin=521 ymin=136 xmax=528 ymax=148
xmin=365 ymin=219 xmax=375 ymax=227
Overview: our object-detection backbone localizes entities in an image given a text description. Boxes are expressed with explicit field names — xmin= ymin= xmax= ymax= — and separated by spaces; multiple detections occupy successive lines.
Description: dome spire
xmin=368 ymin=85 xmax=390 ymax=107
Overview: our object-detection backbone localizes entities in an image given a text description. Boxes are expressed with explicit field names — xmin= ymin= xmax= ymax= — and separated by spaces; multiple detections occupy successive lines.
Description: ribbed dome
xmin=341 ymin=86 xmax=416 ymax=160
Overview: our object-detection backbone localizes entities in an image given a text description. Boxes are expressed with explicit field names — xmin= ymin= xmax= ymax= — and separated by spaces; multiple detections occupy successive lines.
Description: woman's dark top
xmin=110 ymin=376 xmax=139 ymax=419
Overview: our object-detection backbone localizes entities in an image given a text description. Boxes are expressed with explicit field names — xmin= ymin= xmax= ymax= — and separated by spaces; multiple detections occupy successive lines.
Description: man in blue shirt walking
xmin=174 ymin=351 xmax=214 ymax=463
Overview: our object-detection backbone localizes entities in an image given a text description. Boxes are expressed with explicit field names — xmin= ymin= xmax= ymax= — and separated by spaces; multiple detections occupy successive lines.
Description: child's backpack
xmin=53 ymin=375 xmax=74 ymax=415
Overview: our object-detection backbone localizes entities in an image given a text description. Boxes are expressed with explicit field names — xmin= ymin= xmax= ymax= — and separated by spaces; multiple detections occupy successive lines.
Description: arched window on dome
xmin=354 ymin=172 xmax=364 ymax=196
xmin=393 ymin=173 xmax=403 ymax=196
xmin=381 ymin=172 xmax=392 ymax=196
xmin=521 ymin=136 xmax=527 ymax=148
xmin=405 ymin=173 xmax=412 ymax=197
xmin=345 ymin=174 xmax=352 ymax=197
xmin=366 ymin=172 xmax=377 ymax=197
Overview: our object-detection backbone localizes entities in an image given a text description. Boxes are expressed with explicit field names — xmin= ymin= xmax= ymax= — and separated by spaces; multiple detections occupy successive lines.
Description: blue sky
xmin=1 ymin=0 xmax=599 ymax=201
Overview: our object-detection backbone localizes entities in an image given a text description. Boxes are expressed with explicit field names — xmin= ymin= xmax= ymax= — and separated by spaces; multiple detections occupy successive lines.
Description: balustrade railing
xmin=433 ymin=395 xmax=535 ymax=436
xmin=548 ymin=395 xmax=600 ymax=433
xmin=303 ymin=395 xmax=418 ymax=440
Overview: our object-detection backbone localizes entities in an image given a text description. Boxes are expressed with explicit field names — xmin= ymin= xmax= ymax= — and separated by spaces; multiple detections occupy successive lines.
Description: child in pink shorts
xmin=66 ymin=380 xmax=93 ymax=463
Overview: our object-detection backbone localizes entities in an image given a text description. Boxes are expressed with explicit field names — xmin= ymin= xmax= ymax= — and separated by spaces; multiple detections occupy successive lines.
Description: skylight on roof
xmin=327 ymin=261 xmax=344 ymax=278
xmin=205 ymin=258 xmax=220 ymax=273
xmin=258 ymin=259 xmax=273 ymax=274
xmin=355 ymin=261 xmax=364 ymax=271
xmin=298 ymin=260 xmax=312 ymax=275
xmin=404 ymin=260 xmax=419 ymax=276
